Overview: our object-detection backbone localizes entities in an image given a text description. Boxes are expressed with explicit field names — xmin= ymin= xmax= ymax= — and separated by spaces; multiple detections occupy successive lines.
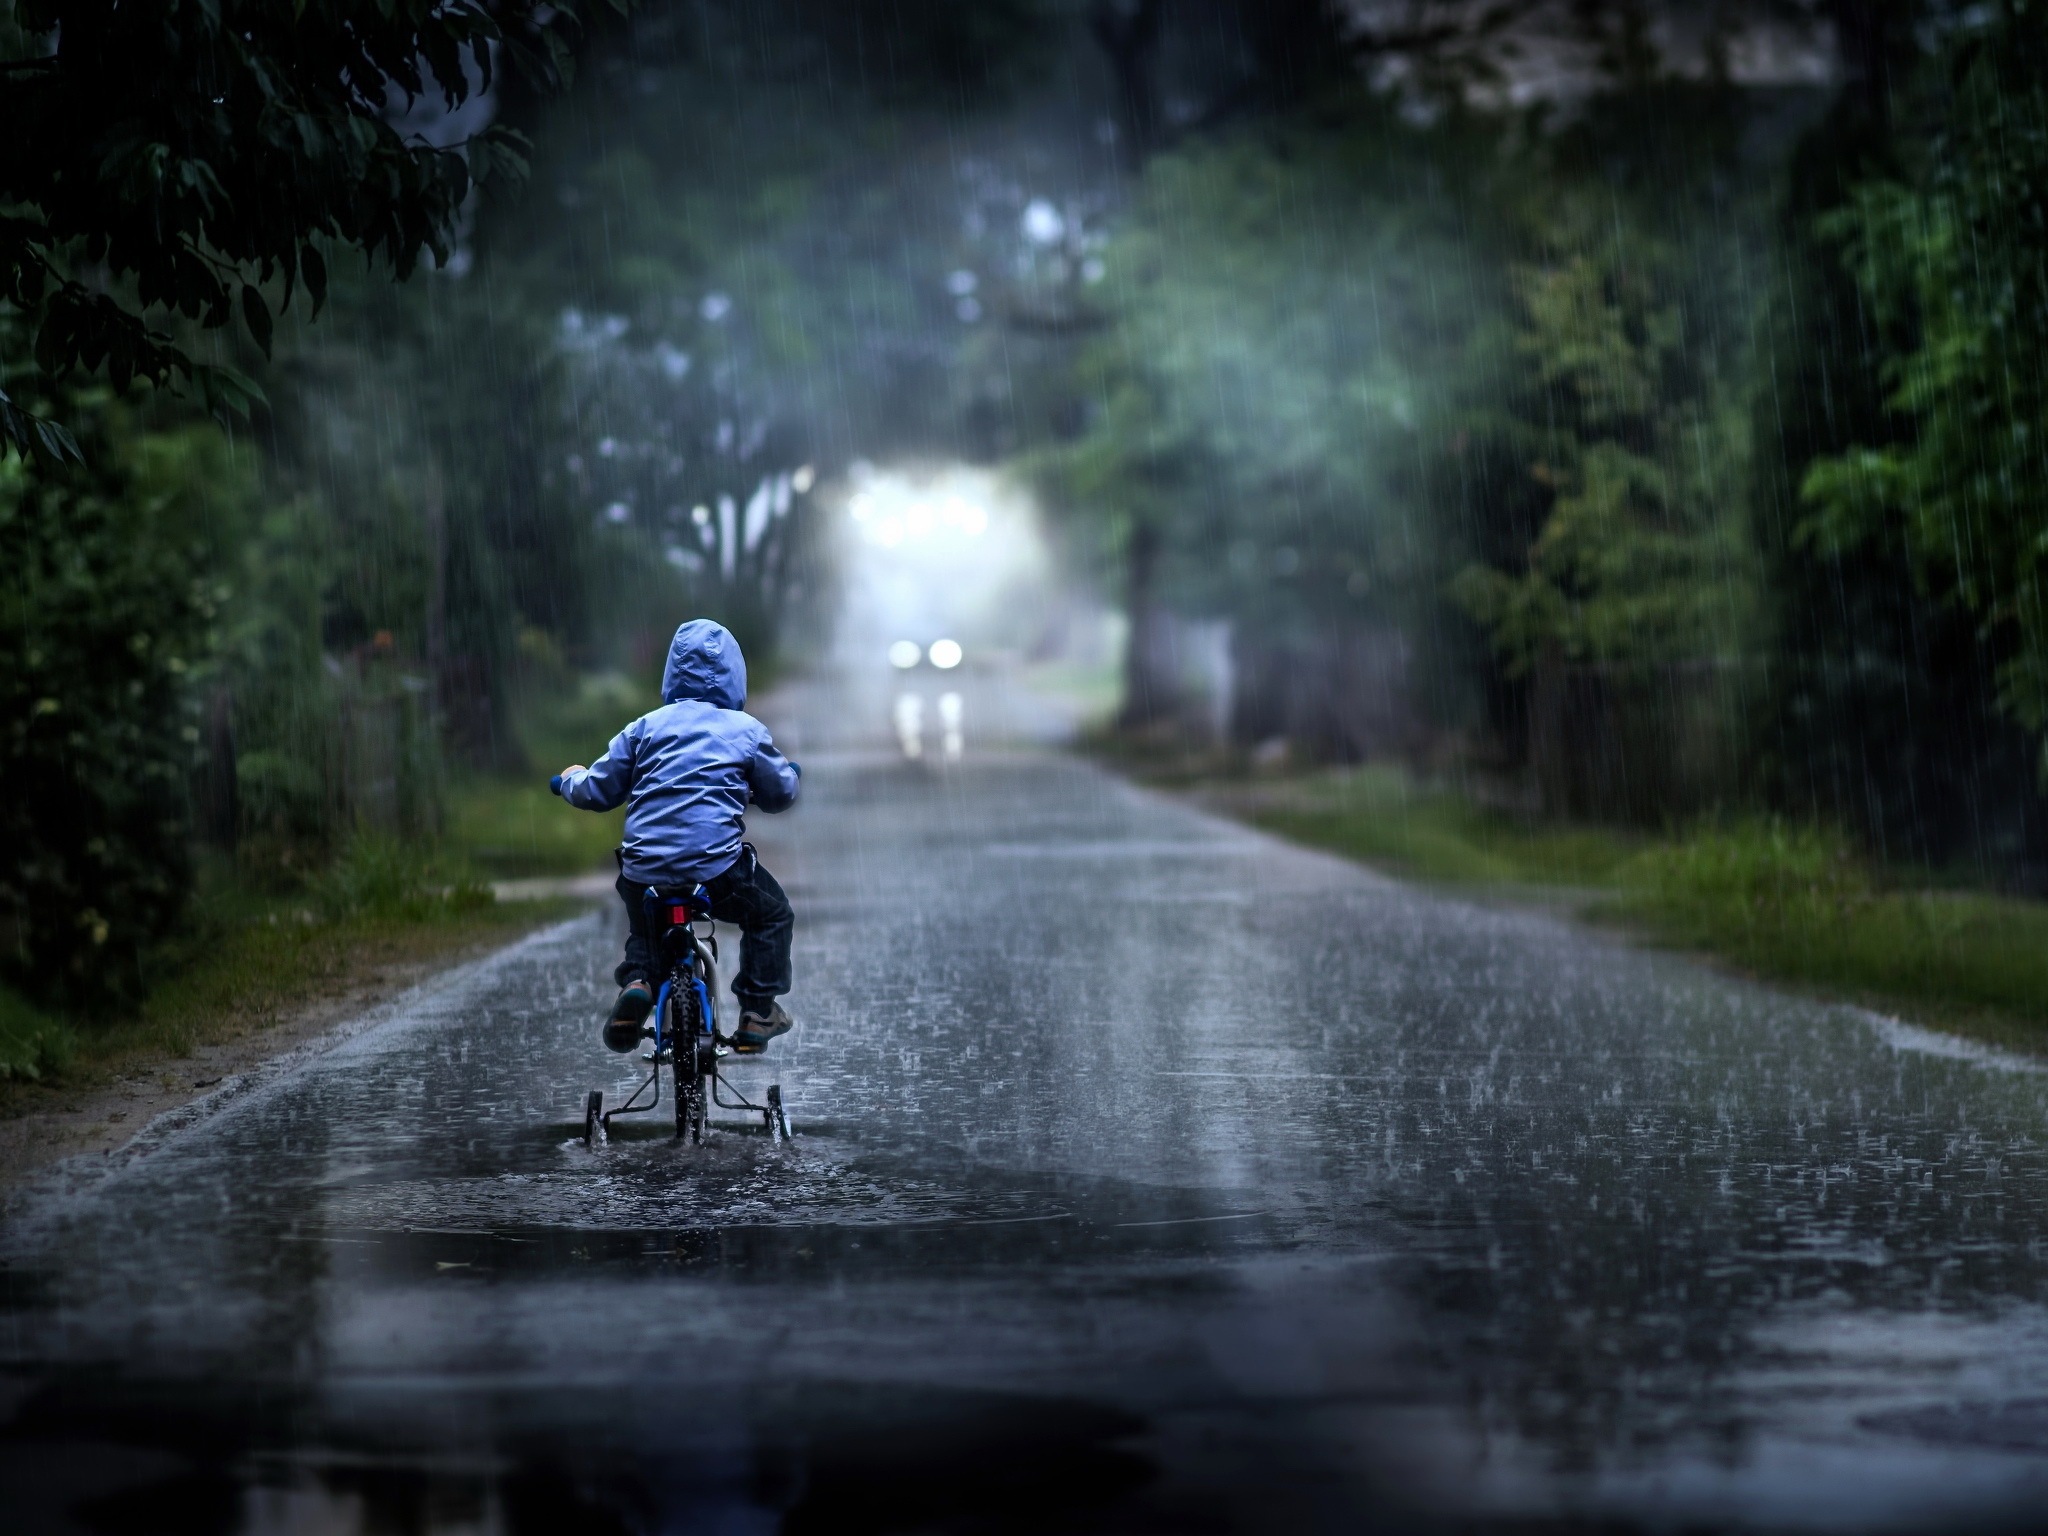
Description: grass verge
xmin=1186 ymin=764 xmax=2048 ymax=1051
xmin=440 ymin=669 xmax=652 ymax=881
xmin=445 ymin=777 xmax=625 ymax=880
xmin=1 ymin=674 xmax=638 ymax=1099
xmin=0 ymin=985 xmax=73 ymax=1082
xmin=0 ymin=837 xmax=581 ymax=1097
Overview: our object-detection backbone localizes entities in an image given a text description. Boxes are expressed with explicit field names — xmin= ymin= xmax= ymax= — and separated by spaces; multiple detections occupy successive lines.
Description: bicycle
xmin=582 ymin=884 xmax=791 ymax=1147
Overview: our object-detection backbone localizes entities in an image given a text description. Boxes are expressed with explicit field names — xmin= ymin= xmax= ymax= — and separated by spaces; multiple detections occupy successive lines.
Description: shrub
xmin=0 ymin=983 xmax=74 ymax=1081
xmin=0 ymin=400 xmax=234 ymax=1006
xmin=1617 ymin=820 xmax=2048 ymax=1024
xmin=306 ymin=834 xmax=495 ymax=922
xmin=1620 ymin=821 xmax=1869 ymax=929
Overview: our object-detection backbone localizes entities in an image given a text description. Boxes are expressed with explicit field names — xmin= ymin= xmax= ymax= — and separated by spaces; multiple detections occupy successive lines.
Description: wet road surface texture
xmin=6 ymin=670 xmax=2048 ymax=1534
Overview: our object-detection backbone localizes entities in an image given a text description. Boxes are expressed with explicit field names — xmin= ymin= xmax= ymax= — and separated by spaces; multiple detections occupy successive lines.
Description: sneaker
xmin=731 ymin=1001 xmax=793 ymax=1053
xmin=603 ymin=980 xmax=654 ymax=1054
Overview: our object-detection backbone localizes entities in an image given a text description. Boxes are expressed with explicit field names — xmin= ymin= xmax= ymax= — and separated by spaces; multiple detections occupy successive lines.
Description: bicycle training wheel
xmin=582 ymin=1090 xmax=603 ymax=1148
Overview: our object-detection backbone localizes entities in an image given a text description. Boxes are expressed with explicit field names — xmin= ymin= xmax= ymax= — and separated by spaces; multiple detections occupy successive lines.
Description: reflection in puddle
xmin=891 ymin=690 xmax=923 ymax=760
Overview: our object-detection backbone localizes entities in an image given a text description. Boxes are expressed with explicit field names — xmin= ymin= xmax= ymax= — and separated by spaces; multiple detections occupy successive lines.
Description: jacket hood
xmin=661 ymin=619 xmax=747 ymax=709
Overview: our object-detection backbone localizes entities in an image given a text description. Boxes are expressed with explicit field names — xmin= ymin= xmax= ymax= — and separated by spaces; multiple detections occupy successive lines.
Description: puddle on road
xmin=245 ymin=1148 xmax=1298 ymax=1281
xmin=254 ymin=1205 xmax=1291 ymax=1290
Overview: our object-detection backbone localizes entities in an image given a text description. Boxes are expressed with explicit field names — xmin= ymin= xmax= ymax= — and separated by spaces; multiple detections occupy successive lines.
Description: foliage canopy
xmin=0 ymin=0 xmax=612 ymax=450
xmin=0 ymin=368 xmax=250 ymax=1003
xmin=1801 ymin=0 xmax=2048 ymax=777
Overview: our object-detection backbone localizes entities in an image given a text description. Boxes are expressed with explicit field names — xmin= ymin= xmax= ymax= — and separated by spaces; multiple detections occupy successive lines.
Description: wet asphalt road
xmin=6 ymin=670 xmax=2048 ymax=1534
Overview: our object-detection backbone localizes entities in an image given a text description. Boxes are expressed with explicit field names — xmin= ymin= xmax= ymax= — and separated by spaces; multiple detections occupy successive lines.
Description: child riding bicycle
xmin=550 ymin=619 xmax=800 ymax=1054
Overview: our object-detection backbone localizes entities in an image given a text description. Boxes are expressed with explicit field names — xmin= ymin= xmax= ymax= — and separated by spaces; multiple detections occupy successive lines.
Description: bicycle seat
xmin=643 ymin=885 xmax=713 ymax=926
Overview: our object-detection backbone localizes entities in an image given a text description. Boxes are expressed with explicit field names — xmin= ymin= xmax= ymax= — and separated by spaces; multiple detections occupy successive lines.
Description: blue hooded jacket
xmin=555 ymin=620 xmax=800 ymax=885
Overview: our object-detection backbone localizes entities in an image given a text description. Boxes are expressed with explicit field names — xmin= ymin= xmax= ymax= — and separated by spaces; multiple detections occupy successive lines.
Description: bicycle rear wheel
xmin=670 ymin=976 xmax=705 ymax=1143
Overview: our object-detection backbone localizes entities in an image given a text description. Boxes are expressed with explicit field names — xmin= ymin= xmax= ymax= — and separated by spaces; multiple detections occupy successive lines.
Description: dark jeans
xmin=615 ymin=846 xmax=793 ymax=1013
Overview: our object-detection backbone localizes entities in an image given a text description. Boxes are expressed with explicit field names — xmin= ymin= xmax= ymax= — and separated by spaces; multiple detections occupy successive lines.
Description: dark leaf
xmin=33 ymin=417 xmax=82 ymax=465
xmin=0 ymin=397 xmax=28 ymax=457
xmin=0 ymin=390 xmax=83 ymax=465
xmin=301 ymin=244 xmax=328 ymax=313
xmin=240 ymin=284 xmax=273 ymax=357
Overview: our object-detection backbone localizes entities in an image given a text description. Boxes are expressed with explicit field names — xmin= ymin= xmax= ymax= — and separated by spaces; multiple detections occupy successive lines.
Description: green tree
xmin=1739 ymin=0 xmax=2047 ymax=873
xmin=1450 ymin=229 xmax=1753 ymax=677
xmin=453 ymin=0 xmax=1062 ymax=671
xmin=1800 ymin=1 xmax=2048 ymax=785
xmin=0 ymin=365 xmax=256 ymax=1003
xmin=1034 ymin=100 xmax=1500 ymax=739
xmin=0 ymin=0 xmax=620 ymax=1003
xmin=0 ymin=0 xmax=604 ymax=446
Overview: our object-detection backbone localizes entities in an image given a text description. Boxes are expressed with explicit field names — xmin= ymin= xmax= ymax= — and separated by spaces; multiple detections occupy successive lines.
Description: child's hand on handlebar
xmin=549 ymin=765 xmax=587 ymax=797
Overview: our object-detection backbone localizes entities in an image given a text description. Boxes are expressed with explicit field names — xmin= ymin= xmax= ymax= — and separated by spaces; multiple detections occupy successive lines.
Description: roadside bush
xmin=0 ymin=395 xmax=237 ymax=1007
xmin=0 ymin=983 xmax=74 ymax=1081
xmin=306 ymin=834 xmax=495 ymax=922
xmin=235 ymin=749 xmax=331 ymax=842
xmin=1228 ymin=770 xmax=2048 ymax=1036
xmin=1621 ymin=821 xmax=1869 ymax=931
xmin=1618 ymin=821 xmax=2048 ymax=1025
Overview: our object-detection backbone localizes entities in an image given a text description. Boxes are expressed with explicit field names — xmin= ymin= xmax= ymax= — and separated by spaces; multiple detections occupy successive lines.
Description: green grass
xmin=1241 ymin=766 xmax=1639 ymax=888
xmin=1 ymin=672 xmax=653 ymax=1088
xmin=439 ymin=669 xmax=652 ymax=881
xmin=445 ymin=776 xmax=625 ymax=879
xmin=1613 ymin=823 xmax=2048 ymax=1040
xmin=514 ymin=669 xmax=658 ymax=779
xmin=1 ymin=899 xmax=566 ymax=1092
xmin=0 ymin=984 xmax=73 ymax=1081
xmin=129 ymin=883 xmax=570 ymax=1064
xmin=1197 ymin=765 xmax=2048 ymax=1048
xmin=1 ymin=835 xmax=573 ymax=1087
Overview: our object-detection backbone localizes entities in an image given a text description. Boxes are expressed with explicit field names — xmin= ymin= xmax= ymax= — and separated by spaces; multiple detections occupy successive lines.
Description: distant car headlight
xmin=888 ymin=640 xmax=922 ymax=669
xmin=929 ymin=638 xmax=963 ymax=670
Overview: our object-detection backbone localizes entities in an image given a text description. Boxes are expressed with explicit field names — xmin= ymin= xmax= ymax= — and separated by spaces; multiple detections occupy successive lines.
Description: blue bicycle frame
xmin=647 ymin=974 xmax=718 ymax=1061
xmin=585 ymin=886 xmax=788 ymax=1145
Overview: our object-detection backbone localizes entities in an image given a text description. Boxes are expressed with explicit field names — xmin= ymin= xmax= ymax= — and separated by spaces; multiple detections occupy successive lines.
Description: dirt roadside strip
xmin=0 ymin=877 xmax=613 ymax=1210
